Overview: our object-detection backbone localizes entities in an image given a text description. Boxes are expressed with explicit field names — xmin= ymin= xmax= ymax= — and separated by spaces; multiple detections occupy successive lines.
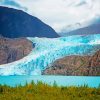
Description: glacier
xmin=0 ymin=34 xmax=100 ymax=75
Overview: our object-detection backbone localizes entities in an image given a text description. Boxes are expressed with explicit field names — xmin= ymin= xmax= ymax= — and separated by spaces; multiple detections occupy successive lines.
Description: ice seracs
xmin=0 ymin=34 xmax=100 ymax=75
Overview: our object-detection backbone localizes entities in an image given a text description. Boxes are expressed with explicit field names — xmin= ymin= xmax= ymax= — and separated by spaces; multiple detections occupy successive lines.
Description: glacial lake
xmin=0 ymin=76 xmax=100 ymax=88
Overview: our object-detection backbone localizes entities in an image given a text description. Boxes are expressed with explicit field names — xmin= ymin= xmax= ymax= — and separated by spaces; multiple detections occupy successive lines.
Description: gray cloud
xmin=0 ymin=0 xmax=100 ymax=32
xmin=0 ymin=0 xmax=27 ymax=10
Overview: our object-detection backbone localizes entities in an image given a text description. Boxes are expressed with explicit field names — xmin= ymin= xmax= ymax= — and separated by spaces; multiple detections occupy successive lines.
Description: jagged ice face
xmin=0 ymin=34 xmax=100 ymax=75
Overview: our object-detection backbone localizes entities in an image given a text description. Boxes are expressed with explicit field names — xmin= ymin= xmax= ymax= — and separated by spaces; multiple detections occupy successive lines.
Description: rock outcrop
xmin=0 ymin=37 xmax=33 ymax=65
xmin=43 ymin=50 xmax=100 ymax=76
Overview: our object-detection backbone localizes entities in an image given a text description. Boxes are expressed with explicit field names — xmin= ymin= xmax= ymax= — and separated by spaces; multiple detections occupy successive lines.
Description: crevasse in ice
xmin=0 ymin=34 xmax=100 ymax=75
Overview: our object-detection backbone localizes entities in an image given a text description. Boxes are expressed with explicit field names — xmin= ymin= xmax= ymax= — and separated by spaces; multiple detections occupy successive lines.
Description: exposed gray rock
xmin=43 ymin=50 xmax=100 ymax=76
xmin=0 ymin=37 xmax=33 ymax=65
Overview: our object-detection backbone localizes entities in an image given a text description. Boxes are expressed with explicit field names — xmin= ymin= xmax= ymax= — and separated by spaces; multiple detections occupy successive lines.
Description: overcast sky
xmin=0 ymin=0 xmax=100 ymax=32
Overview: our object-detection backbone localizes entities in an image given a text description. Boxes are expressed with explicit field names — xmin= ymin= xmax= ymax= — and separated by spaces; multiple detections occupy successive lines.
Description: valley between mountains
xmin=0 ymin=6 xmax=100 ymax=76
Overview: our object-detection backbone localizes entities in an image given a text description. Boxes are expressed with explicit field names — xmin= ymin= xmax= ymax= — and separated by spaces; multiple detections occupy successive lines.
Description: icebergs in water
xmin=0 ymin=34 xmax=100 ymax=75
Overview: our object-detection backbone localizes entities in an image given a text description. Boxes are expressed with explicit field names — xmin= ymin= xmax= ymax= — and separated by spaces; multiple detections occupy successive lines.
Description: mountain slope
xmin=0 ymin=37 xmax=33 ymax=65
xmin=43 ymin=50 xmax=100 ymax=76
xmin=0 ymin=6 xmax=59 ymax=38
xmin=61 ymin=24 xmax=100 ymax=36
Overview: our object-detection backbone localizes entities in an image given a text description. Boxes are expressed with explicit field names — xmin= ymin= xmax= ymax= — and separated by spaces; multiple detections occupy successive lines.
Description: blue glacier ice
xmin=0 ymin=34 xmax=100 ymax=75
